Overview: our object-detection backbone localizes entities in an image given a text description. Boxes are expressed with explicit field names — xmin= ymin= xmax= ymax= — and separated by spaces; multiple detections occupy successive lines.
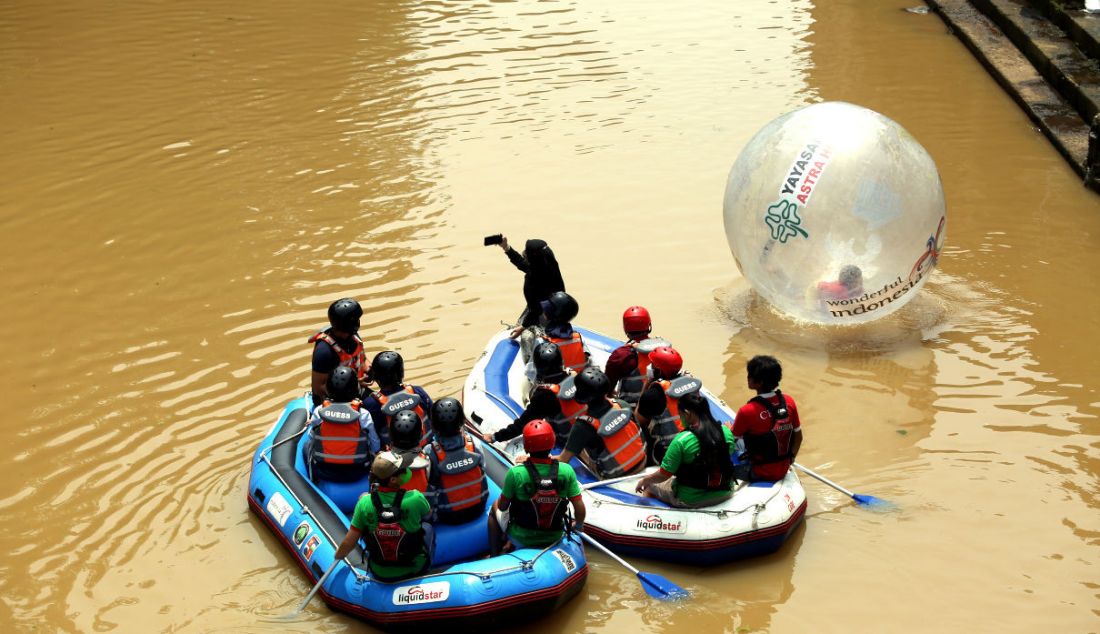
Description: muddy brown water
xmin=1 ymin=0 xmax=1098 ymax=632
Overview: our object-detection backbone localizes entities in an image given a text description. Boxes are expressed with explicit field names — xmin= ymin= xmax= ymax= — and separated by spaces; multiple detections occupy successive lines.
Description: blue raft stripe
xmin=485 ymin=338 xmax=523 ymax=418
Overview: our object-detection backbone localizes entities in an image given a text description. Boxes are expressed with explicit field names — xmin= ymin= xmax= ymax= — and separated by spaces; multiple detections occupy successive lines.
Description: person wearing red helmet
xmin=487 ymin=420 xmax=585 ymax=555
xmin=634 ymin=345 xmax=701 ymax=463
xmin=604 ymin=306 xmax=672 ymax=406
xmin=731 ymin=355 xmax=802 ymax=482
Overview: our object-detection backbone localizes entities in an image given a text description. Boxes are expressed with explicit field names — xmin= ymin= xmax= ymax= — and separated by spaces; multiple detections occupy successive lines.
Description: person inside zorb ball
xmin=722 ymin=101 xmax=946 ymax=325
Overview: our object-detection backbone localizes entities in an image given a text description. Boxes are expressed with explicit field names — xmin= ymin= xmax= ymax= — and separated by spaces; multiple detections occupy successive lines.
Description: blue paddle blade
xmin=637 ymin=572 xmax=690 ymax=601
xmin=853 ymin=494 xmax=892 ymax=509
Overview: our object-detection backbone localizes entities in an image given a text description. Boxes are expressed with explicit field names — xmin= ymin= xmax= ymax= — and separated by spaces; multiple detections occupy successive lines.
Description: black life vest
xmin=510 ymin=460 xmax=568 ymax=532
xmin=675 ymin=428 xmax=734 ymax=491
xmin=742 ymin=389 xmax=796 ymax=465
xmin=364 ymin=489 xmax=426 ymax=566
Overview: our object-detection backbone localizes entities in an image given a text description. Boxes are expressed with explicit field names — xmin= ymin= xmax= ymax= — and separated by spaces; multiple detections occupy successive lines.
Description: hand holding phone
xmin=483 ymin=234 xmax=503 ymax=246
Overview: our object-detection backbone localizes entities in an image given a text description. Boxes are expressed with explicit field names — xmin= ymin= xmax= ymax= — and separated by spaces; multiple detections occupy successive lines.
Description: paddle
xmin=285 ymin=559 xmax=338 ymax=618
xmin=578 ymin=532 xmax=689 ymax=601
xmin=580 ymin=469 xmax=655 ymax=491
xmin=794 ymin=462 xmax=890 ymax=508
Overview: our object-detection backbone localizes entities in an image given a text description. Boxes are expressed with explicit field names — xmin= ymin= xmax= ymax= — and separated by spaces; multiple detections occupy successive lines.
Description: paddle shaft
xmin=794 ymin=463 xmax=857 ymax=499
xmin=580 ymin=469 xmax=654 ymax=491
xmin=579 ymin=532 xmax=641 ymax=575
xmin=294 ymin=559 xmax=338 ymax=615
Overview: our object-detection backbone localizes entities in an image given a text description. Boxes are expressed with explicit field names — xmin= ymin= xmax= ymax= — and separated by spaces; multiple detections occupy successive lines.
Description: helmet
xmin=522 ymin=419 xmax=555 ymax=453
xmin=430 ymin=397 xmax=464 ymax=436
xmin=390 ymin=410 xmax=423 ymax=449
xmin=326 ymin=365 xmax=360 ymax=402
xmin=327 ymin=298 xmax=362 ymax=333
xmin=649 ymin=346 xmax=683 ymax=379
xmin=371 ymin=351 xmax=404 ymax=387
xmin=574 ymin=367 xmax=610 ymax=405
xmin=622 ymin=306 xmax=652 ymax=336
xmin=532 ymin=343 xmax=565 ymax=381
xmin=543 ymin=291 xmax=579 ymax=323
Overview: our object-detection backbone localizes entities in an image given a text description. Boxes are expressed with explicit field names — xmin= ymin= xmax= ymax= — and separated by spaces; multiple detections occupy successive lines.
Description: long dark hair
xmin=679 ymin=392 xmax=726 ymax=466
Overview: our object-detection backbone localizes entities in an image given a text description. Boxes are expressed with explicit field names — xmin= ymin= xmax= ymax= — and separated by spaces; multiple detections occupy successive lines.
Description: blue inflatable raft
xmin=247 ymin=397 xmax=588 ymax=630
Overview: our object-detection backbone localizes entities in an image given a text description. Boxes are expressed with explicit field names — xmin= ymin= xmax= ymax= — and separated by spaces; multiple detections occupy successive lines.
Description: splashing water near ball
xmin=722 ymin=102 xmax=946 ymax=325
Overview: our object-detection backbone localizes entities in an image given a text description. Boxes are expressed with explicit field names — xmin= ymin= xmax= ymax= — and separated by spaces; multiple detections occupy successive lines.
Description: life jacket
xmin=372 ymin=385 xmax=426 ymax=435
xmin=428 ymin=432 xmax=488 ymax=515
xmin=307 ymin=329 xmax=367 ymax=378
xmin=540 ymin=331 xmax=586 ymax=372
xmin=675 ymin=429 xmax=734 ymax=491
xmin=581 ymin=402 xmax=646 ymax=478
xmin=540 ymin=375 xmax=587 ymax=439
xmin=510 ymin=460 xmax=568 ymax=532
xmin=394 ymin=450 xmax=430 ymax=493
xmin=650 ymin=376 xmax=702 ymax=446
xmin=817 ymin=280 xmax=860 ymax=301
xmin=743 ymin=390 xmax=797 ymax=466
xmin=310 ymin=400 xmax=370 ymax=466
xmin=364 ymin=489 xmax=426 ymax=566
xmin=616 ymin=337 xmax=670 ymax=405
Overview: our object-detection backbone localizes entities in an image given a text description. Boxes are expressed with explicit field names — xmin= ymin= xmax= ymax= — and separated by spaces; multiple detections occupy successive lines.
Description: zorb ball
xmin=722 ymin=102 xmax=946 ymax=325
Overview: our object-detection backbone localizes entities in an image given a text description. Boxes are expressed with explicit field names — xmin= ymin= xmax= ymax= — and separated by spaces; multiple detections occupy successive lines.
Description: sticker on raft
xmin=266 ymin=492 xmax=293 ymax=527
xmin=552 ymin=549 xmax=577 ymax=573
xmin=635 ymin=514 xmax=686 ymax=534
xmin=763 ymin=141 xmax=833 ymax=243
xmin=292 ymin=521 xmax=310 ymax=546
xmin=301 ymin=535 xmax=320 ymax=560
xmin=392 ymin=581 xmax=450 ymax=606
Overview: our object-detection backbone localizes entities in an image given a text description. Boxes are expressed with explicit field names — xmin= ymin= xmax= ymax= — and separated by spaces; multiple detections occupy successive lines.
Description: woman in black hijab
xmin=498 ymin=236 xmax=566 ymax=328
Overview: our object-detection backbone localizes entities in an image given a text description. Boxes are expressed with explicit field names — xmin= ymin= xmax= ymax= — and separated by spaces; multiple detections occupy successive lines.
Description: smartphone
xmin=483 ymin=234 xmax=503 ymax=246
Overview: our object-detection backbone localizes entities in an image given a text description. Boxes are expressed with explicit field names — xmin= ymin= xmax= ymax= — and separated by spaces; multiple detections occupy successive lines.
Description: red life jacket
xmin=429 ymin=432 xmax=488 ymax=516
xmin=541 ymin=331 xmax=586 ymax=372
xmin=743 ymin=390 xmax=797 ymax=466
xmin=510 ymin=460 xmax=567 ymax=532
xmin=541 ymin=375 xmax=587 ymax=439
xmin=616 ymin=337 xmax=670 ymax=405
xmin=364 ymin=489 xmax=426 ymax=566
xmin=310 ymin=400 xmax=370 ymax=466
xmin=581 ymin=402 xmax=646 ymax=478
xmin=650 ymin=376 xmax=702 ymax=448
xmin=307 ymin=330 xmax=367 ymax=378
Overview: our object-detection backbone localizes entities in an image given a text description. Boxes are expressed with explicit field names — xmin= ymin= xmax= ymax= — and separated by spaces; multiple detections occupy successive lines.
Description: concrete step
xmin=926 ymin=0 xmax=1094 ymax=189
xmin=972 ymin=0 xmax=1100 ymax=123
xmin=1027 ymin=0 xmax=1100 ymax=63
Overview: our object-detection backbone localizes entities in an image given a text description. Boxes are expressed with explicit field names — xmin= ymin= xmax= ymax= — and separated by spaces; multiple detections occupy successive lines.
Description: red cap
xmin=522 ymin=419 xmax=556 ymax=453
xmin=622 ymin=306 xmax=652 ymax=335
xmin=649 ymin=346 xmax=683 ymax=378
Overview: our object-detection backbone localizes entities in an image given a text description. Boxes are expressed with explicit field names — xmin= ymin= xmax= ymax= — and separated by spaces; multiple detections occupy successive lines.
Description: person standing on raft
xmin=494 ymin=236 xmax=567 ymax=363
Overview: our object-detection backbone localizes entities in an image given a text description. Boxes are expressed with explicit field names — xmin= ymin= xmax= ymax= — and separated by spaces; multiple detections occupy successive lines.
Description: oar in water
xmin=284 ymin=559 xmax=338 ymax=618
xmin=578 ymin=532 xmax=689 ymax=601
xmin=794 ymin=462 xmax=890 ymax=508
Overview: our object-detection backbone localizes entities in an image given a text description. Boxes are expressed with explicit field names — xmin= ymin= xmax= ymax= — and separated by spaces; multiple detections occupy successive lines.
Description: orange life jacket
xmin=541 ymin=375 xmax=587 ymax=439
xmin=581 ymin=402 xmax=646 ymax=478
xmin=429 ymin=432 xmax=488 ymax=515
xmin=308 ymin=330 xmax=367 ymax=378
xmin=310 ymin=400 xmax=369 ymax=466
xmin=394 ymin=449 xmax=430 ymax=493
xmin=541 ymin=331 xmax=586 ymax=372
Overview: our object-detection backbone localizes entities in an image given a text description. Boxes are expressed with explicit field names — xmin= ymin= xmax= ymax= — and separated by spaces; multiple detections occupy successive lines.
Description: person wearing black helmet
xmin=556 ymin=368 xmax=647 ymax=479
xmin=529 ymin=291 xmax=590 ymax=372
xmin=424 ymin=398 xmax=489 ymax=524
xmin=362 ymin=350 xmax=434 ymax=447
xmin=308 ymin=298 xmax=369 ymax=405
xmin=304 ymin=365 xmax=381 ymax=482
xmin=481 ymin=342 xmax=587 ymax=444
xmin=389 ymin=410 xmax=431 ymax=493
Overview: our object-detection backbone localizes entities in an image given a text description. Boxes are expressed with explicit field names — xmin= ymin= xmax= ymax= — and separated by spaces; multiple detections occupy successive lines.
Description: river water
xmin=1 ymin=0 xmax=1098 ymax=631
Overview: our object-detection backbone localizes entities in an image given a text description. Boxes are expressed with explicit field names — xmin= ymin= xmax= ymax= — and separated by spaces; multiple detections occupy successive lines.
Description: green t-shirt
xmin=660 ymin=426 xmax=737 ymax=505
xmin=501 ymin=459 xmax=582 ymax=547
xmin=351 ymin=487 xmax=432 ymax=579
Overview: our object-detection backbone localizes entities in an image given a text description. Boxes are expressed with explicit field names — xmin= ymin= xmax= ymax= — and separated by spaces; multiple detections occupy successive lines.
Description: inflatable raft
xmin=463 ymin=327 xmax=807 ymax=565
xmin=247 ymin=397 xmax=587 ymax=630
